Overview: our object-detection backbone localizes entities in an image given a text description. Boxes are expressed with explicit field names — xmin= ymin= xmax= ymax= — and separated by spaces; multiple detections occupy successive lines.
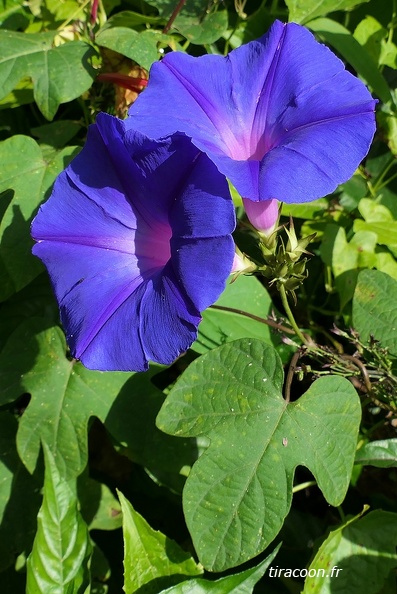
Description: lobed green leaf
xmin=0 ymin=318 xmax=135 ymax=478
xmin=157 ymin=339 xmax=361 ymax=571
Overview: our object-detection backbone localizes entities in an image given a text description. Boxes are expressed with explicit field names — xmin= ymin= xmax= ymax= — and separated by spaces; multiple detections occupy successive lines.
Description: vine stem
xmin=57 ymin=0 xmax=92 ymax=30
xmin=163 ymin=0 xmax=187 ymax=34
xmin=278 ymin=284 xmax=308 ymax=345
xmin=292 ymin=480 xmax=317 ymax=494
xmin=210 ymin=305 xmax=296 ymax=334
xmin=284 ymin=350 xmax=301 ymax=403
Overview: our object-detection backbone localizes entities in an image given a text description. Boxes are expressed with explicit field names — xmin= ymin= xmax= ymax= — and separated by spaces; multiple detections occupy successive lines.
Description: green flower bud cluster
xmin=259 ymin=217 xmax=316 ymax=303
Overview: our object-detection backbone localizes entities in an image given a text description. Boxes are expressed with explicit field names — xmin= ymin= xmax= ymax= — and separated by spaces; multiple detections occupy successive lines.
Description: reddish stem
xmin=90 ymin=0 xmax=99 ymax=25
xmin=97 ymin=73 xmax=148 ymax=92
xmin=163 ymin=0 xmax=187 ymax=34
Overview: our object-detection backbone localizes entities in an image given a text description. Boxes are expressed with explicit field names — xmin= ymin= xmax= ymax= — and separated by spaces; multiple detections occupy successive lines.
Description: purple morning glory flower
xmin=126 ymin=20 xmax=376 ymax=204
xmin=31 ymin=113 xmax=235 ymax=372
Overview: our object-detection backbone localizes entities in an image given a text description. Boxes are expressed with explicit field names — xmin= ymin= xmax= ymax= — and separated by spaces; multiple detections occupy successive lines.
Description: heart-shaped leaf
xmin=157 ymin=339 xmax=361 ymax=571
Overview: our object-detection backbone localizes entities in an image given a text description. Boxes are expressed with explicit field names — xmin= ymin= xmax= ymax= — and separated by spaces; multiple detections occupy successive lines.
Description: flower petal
xmin=138 ymin=262 xmax=201 ymax=364
xmin=170 ymin=152 xmax=236 ymax=239
xmin=32 ymin=115 xmax=235 ymax=371
xmin=127 ymin=20 xmax=376 ymax=202
xmin=168 ymin=152 xmax=235 ymax=311
xmin=32 ymin=239 xmax=149 ymax=371
xmin=172 ymin=236 xmax=235 ymax=312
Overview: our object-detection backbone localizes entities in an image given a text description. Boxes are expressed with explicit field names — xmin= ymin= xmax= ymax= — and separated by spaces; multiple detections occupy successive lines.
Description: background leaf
xmin=303 ymin=510 xmax=397 ymax=593
xmin=320 ymin=224 xmax=377 ymax=308
xmin=26 ymin=444 xmax=91 ymax=594
xmin=78 ymin=472 xmax=122 ymax=531
xmin=286 ymin=0 xmax=369 ymax=25
xmin=118 ymin=490 xmax=203 ymax=594
xmin=0 ymin=410 xmax=42 ymax=572
xmin=104 ymin=366 xmax=199 ymax=493
xmin=193 ymin=274 xmax=287 ymax=358
xmin=355 ymin=439 xmax=397 ymax=468
xmin=0 ymin=135 xmax=78 ymax=301
xmin=96 ymin=27 xmax=162 ymax=71
xmin=159 ymin=544 xmax=281 ymax=593
xmin=307 ymin=18 xmax=392 ymax=104
xmin=0 ymin=31 xmax=97 ymax=119
xmin=0 ymin=318 xmax=135 ymax=478
xmin=145 ymin=0 xmax=228 ymax=44
xmin=157 ymin=339 xmax=361 ymax=571
xmin=353 ymin=269 xmax=397 ymax=357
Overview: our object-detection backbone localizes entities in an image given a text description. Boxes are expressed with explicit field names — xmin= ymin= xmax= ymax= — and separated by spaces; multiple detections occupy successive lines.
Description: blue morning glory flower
xmin=126 ymin=20 xmax=376 ymax=205
xmin=31 ymin=113 xmax=235 ymax=371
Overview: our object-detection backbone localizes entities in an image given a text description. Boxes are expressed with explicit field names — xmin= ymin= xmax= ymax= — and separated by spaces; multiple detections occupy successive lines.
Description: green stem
xmin=292 ymin=480 xmax=316 ymax=494
xmin=337 ymin=506 xmax=346 ymax=523
xmin=279 ymin=284 xmax=307 ymax=344
xmin=57 ymin=0 xmax=92 ymax=30
xmin=163 ymin=0 xmax=186 ymax=34
xmin=375 ymin=170 xmax=397 ymax=193
xmin=371 ymin=154 xmax=396 ymax=194
xmin=389 ymin=0 xmax=397 ymax=43
xmin=210 ymin=304 xmax=295 ymax=334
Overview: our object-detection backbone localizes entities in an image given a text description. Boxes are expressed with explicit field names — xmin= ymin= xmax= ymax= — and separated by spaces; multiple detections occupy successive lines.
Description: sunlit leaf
xmin=0 ymin=135 xmax=78 ymax=301
xmin=286 ymin=0 xmax=369 ymax=25
xmin=320 ymin=224 xmax=377 ymax=309
xmin=0 ymin=30 xmax=97 ymax=119
xmin=354 ymin=16 xmax=397 ymax=68
xmin=26 ymin=444 xmax=91 ymax=593
xmin=118 ymin=490 xmax=203 ymax=594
